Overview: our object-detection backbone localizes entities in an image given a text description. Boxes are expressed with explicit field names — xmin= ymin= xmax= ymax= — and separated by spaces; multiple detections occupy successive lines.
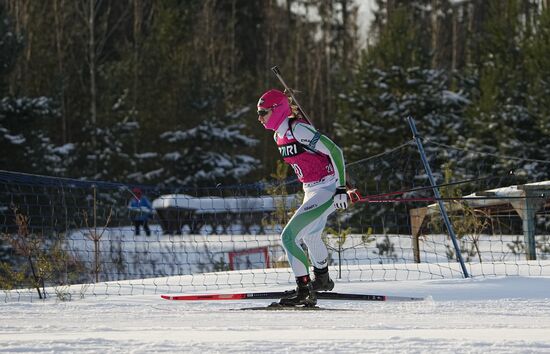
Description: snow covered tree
xmin=459 ymin=1 xmax=550 ymax=180
xmin=0 ymin=97 xmax=76 ymax=175
xmin=338 ymin=0 xmax=550 ymax=185
xmin=336 ymin=65 xmax=471 ymax=163
xmin=74 ymin=119 xmax=138 ymax=181
xmin=525 ymin=4 xmax=550 ymax=179
xmin=157 ymin=107 xmax=259 ymax=188
xmin=0 ymin=7 xmax=74 ymax=176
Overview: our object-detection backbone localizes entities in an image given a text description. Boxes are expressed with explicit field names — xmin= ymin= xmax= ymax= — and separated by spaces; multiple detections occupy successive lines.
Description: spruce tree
xmin=0 ymin=6 xmax=72 ymax=175
xmin=462 ymin=0 xmax=549 ymax=179
xmin=158 ymin=107 xmax=259 ymax=189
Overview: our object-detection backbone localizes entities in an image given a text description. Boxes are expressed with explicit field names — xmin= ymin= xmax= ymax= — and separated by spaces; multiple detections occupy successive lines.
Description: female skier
xmin=257 ymin=89 xmax=348 ymax=306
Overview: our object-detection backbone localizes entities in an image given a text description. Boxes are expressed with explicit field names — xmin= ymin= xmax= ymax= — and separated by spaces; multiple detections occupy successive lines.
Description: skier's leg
xmin=279 ymin=187 xmax=334 ymax=306
xmin=301 ymin=203 xmax=334 ymax=269
xmin=300 ymin=184 xmax=336 ymax=291
xmin=280 ymin=190 xmax=334 ymax=277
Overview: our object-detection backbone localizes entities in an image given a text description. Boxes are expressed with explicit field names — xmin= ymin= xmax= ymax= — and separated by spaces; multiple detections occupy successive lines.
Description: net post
xmin=406 ymin=116 xmax=470 ymax=278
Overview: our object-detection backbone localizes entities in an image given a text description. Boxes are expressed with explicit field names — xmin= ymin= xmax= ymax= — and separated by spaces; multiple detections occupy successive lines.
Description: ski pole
xmin=348 ymin=193 xmax=544 ymax=204
xmin=351 ymin=175 xmax=496 ymax=201
xmin=346 ymin=173 xmax=513 ymax=204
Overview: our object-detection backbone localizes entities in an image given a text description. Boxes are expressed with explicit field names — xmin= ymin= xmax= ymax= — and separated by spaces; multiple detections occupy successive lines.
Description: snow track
xmin=2 ymin=276 xmax=550 ymax=353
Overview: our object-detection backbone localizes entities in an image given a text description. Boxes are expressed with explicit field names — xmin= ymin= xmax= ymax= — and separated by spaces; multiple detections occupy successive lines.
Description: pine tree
xmin=461 ymin=0 xmax=550 ymax=179
xmin=336 ymin=65 xmax=471 ymax=162
xmin=75 ymin=117 xmax=139 ymax=181
xmin=157 ymin=107 xmax=259 ymax=188
xmin=524 ymin=3 xmax=550 ymax=178
xmin=0 ymin=5 xmax=22 ymax=93
xmin=0 ymin=6 xmax=72 ymax=175
xmin=366 ymin=0 xmax=432 ymax=69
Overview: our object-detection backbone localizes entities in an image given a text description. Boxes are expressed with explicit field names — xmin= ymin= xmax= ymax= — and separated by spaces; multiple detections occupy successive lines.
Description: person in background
xmin=256 ymin=89 xmax=348 ymax=307
xmin=128 ymin=187 xmax=153 ymax=236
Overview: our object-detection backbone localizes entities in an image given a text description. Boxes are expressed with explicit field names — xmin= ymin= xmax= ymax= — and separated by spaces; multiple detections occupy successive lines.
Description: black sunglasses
xmin=257 ymin=109 xmax=270 ymax=117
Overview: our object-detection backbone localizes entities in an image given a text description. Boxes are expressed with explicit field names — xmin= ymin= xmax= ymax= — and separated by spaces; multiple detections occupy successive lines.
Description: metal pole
xmin=406 ymin=116 xmax=470 ymax=278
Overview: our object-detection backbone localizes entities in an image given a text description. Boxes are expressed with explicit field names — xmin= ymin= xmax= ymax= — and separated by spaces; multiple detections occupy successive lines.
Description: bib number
xmin=291 ymin=164 xmax=303 ymax=179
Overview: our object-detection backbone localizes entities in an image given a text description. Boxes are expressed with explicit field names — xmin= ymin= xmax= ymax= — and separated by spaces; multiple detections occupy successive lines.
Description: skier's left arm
xmin=292 ymin=122 xmax=348 ymax=209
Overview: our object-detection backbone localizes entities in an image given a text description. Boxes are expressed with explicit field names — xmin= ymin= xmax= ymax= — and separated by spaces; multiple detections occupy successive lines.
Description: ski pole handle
xmin=346 ymin=187 xmax=362 ymax=204
xmin=271 ymin=65 xmax=314 ymax=126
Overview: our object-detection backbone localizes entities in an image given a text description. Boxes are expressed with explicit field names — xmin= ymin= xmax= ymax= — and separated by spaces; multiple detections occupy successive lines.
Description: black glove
xmin=334 ymin=186 xmax=349 ymax=209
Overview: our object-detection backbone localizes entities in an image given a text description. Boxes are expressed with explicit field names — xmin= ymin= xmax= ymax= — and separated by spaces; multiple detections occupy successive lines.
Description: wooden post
xmin=511 ymin=186 xmax=546 ymax=261
xmin=409 ymin=207 xmax=428 ymax=263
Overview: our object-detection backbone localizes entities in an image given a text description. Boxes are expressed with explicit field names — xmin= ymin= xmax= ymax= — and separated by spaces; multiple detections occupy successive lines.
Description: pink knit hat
xmin=257 ymin=89 xmax=291 ymax=131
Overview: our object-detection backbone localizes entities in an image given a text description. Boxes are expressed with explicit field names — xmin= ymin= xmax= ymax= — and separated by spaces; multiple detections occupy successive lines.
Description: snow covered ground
xmin=2 ymin=274 xmax=550 ymax=353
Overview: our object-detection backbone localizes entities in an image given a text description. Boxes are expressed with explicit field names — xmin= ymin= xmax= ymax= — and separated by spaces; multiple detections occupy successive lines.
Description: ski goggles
xmin=257 ymin=104 xmax=280 ymax=117
xmin=257 ymin=109 xmax=270 ymax=117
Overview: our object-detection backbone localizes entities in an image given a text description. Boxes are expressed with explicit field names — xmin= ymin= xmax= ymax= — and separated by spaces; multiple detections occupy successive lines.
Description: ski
xmin=239 ymin=302 xmax=349 ymax=311
xmin=161 ymin=291 xmax=292 ymax=301
xmin=161 ymin=291 xmax=425 ymax=302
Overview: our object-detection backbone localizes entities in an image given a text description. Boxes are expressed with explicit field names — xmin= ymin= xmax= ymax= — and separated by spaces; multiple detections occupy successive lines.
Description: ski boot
xmin=310 ymin=266 xmax=334 ymax=292
xmin=279 ymin=275 xmax=317 ymax=307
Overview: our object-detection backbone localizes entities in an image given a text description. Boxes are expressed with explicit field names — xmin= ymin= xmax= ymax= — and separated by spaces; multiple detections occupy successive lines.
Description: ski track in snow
xmin=2 ymin=277 xmax=550 ymax=353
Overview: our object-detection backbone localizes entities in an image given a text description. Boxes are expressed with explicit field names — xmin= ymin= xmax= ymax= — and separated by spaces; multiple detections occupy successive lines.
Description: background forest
xmin=2 ymin=0 xmax=550 ymax=188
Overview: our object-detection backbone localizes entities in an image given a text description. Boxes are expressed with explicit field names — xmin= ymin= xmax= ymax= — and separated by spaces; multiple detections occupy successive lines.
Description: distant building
xmin=153 ymin=194 xmax=298 ymax=235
